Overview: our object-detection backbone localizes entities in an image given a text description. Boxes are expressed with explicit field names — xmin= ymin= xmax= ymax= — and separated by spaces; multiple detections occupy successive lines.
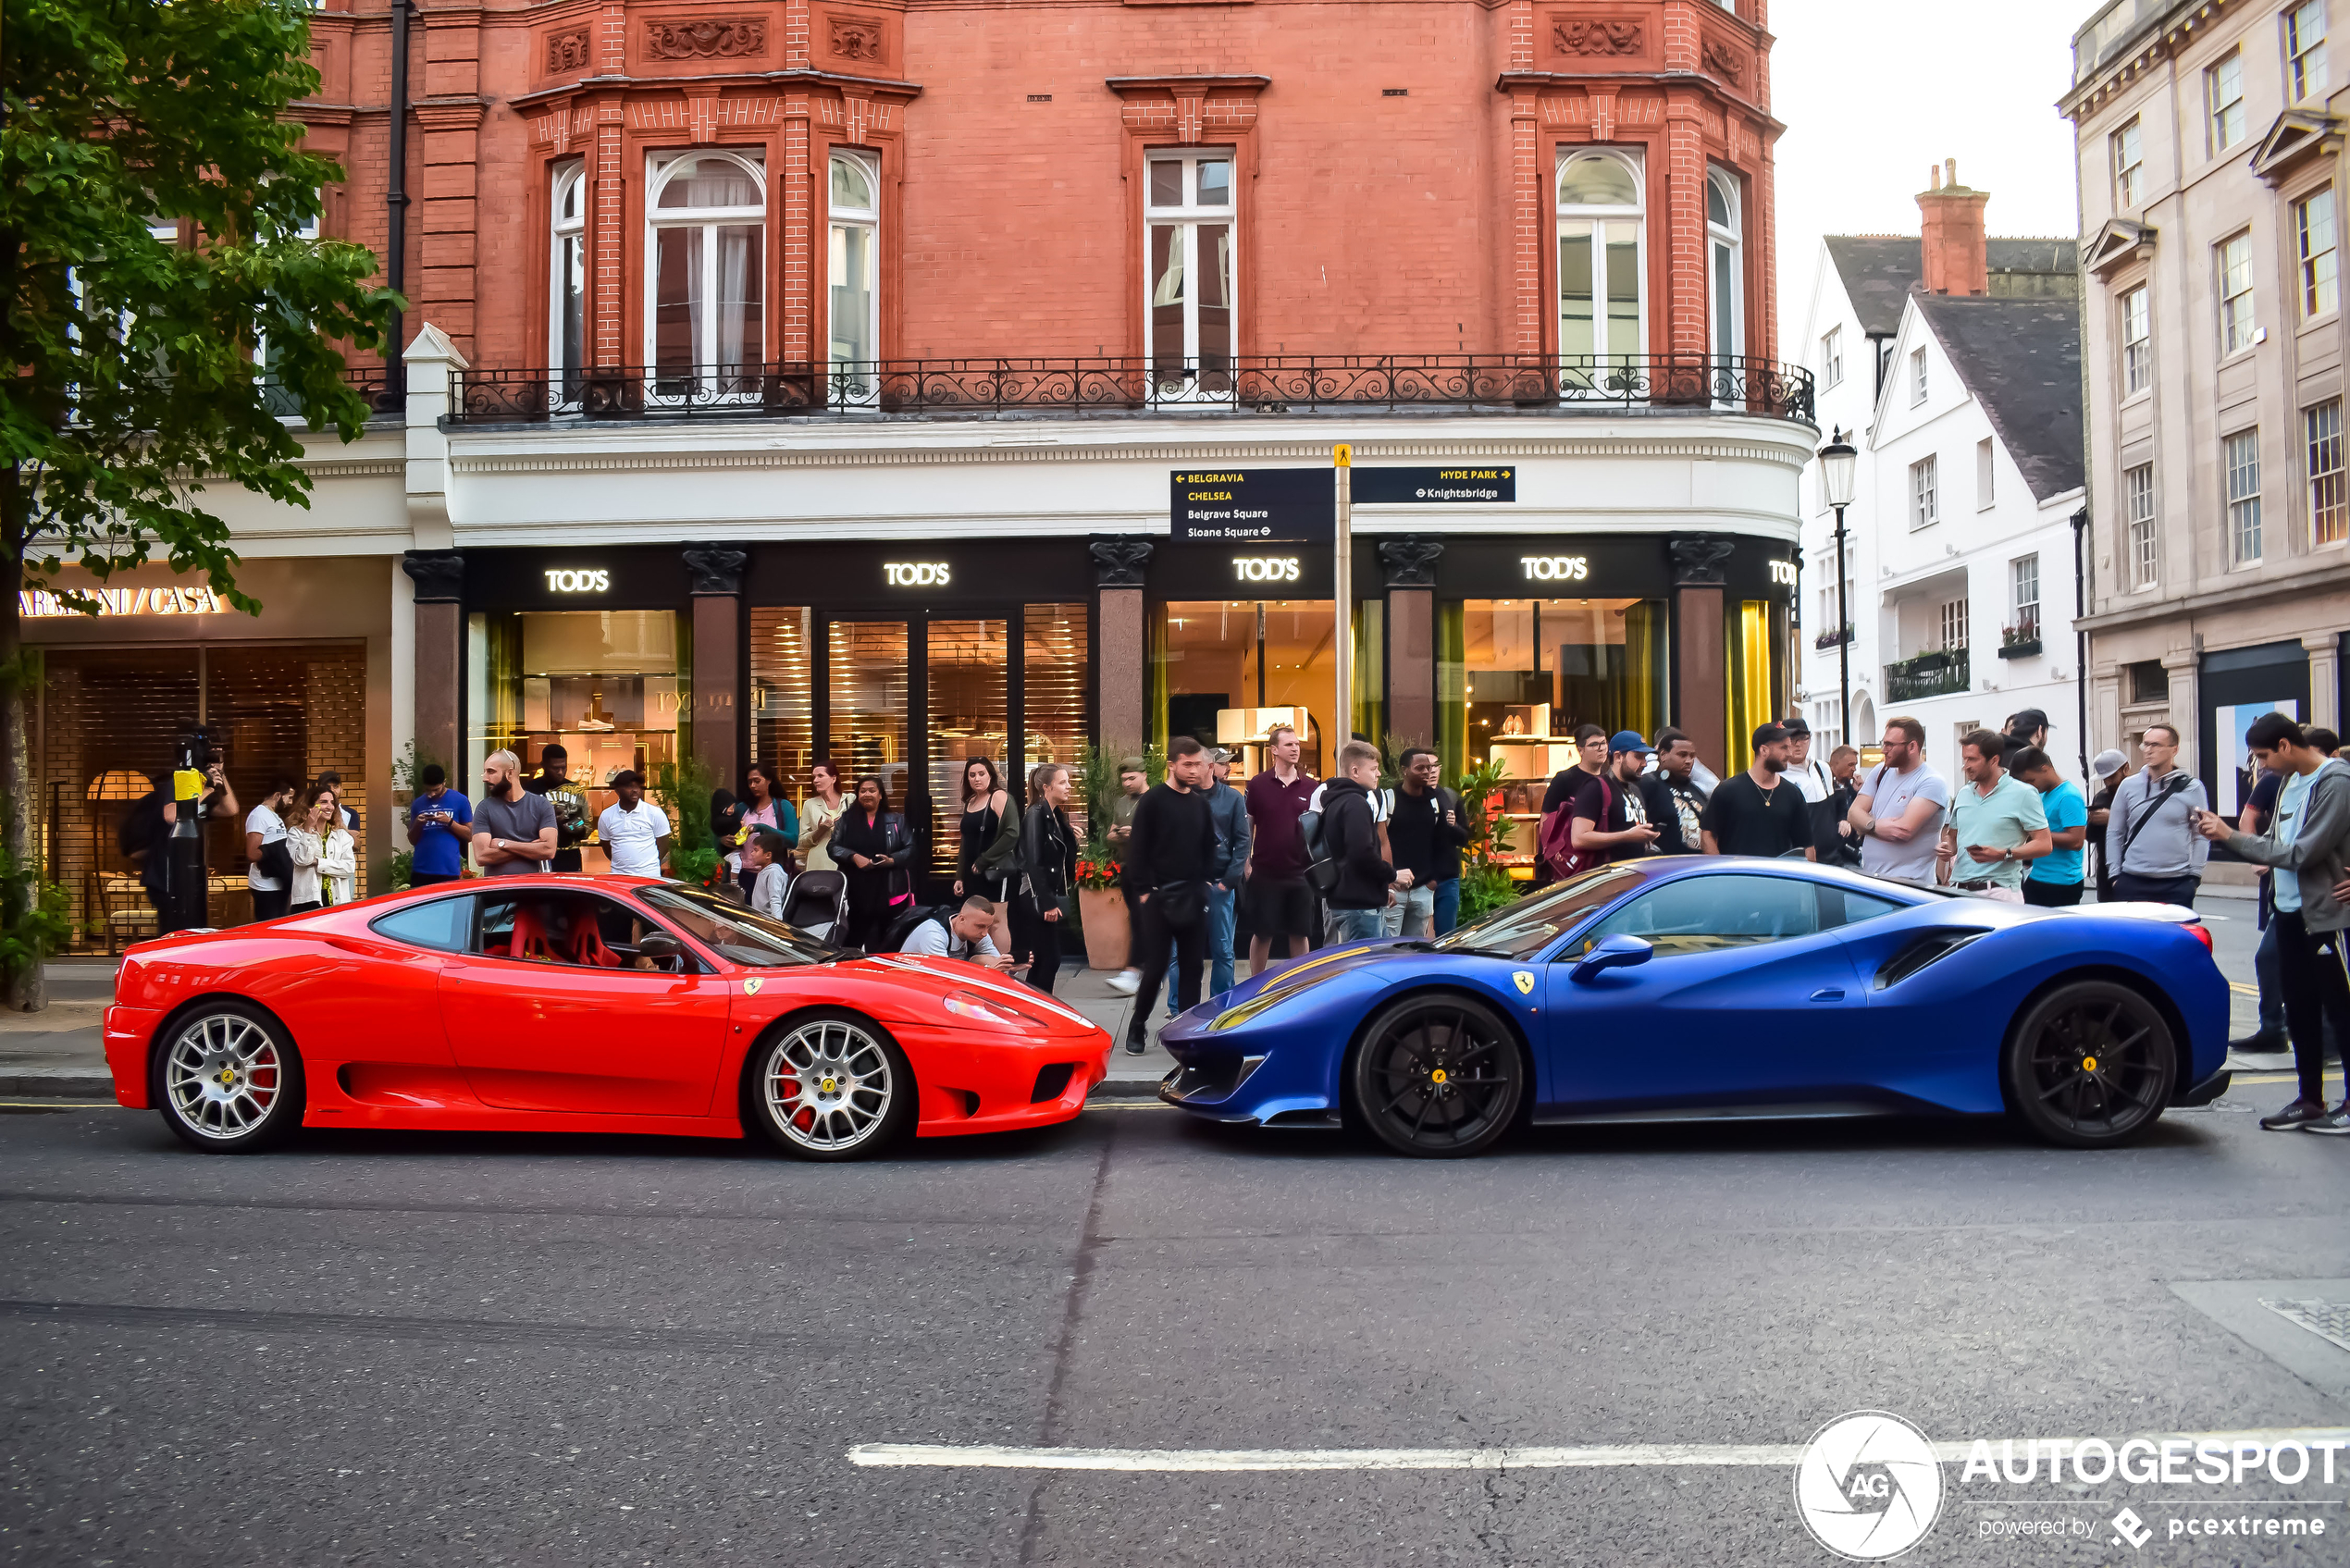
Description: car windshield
xmin=637 ymin=885 xmax=837 ymax=969
xmin=1429 ymin=866 xmax=1643 ymax=960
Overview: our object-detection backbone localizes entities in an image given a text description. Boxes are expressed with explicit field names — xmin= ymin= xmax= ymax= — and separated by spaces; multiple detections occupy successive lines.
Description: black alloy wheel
xmin=1349 ymin=994 xmax=1525 ymax=1158
xmin=2005 ymin=980 xmax=2177 ymax=1149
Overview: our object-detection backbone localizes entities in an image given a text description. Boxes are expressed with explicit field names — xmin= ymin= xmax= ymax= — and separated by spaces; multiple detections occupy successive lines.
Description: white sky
xmin=1770 ymin=0 xmax=2091 ymax=359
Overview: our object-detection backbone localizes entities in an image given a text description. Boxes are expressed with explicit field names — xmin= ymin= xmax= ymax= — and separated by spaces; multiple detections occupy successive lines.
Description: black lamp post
xmin=1818 ymin=436 xmax=1860 ymax=747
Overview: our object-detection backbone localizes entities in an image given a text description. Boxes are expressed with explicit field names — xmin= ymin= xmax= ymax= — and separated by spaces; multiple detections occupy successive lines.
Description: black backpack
xmin=875 ymin=903 xmax=956 ymax=955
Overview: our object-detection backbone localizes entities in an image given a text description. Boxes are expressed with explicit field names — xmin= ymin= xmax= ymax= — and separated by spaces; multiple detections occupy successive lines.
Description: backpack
xmin=876 ymin=903 xmax=957 ymax=955
xmin=1539 ymin=777 xmax=1612 ymax=879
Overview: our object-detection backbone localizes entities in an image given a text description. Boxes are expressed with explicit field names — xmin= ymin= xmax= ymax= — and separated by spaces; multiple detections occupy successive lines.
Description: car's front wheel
xmin=2005 ymin=979 xmax=2177 ymax=1148
xmin=1349 ymin=994 xmax=1525 ymax=1158
xmin=747 ymin=1010 xmax=914 ymax=1161
xmin=154 ymin=1001 xmax=305 ymax=1154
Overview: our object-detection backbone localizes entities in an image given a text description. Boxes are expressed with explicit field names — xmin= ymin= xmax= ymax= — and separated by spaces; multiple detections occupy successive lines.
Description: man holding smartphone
xmin=405 ymin=763 xmax=473 ymax=887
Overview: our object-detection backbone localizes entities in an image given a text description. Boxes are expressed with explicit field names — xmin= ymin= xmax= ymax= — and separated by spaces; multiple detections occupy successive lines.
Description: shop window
xmin=1557 ymin=150 xmax=1645 ymax=391
xmin=1022 ymin=602 xmax=1091 ymax=836
xmin=828 ymin=620 xmax=909 ymax=809
xmin=928 ymin=619 xmax=1008 ymax=878
xmin=1438 ymin=599 xmax=1666 ymax=860
xmin=749 ymin=606 xmax=815 ymax=794
xmin=1145 ymin=151 xmax=1236 ymax=401
xmin=646 ymin=151 xmax=766 ymax=401
xmin=1725 ymin=600 xmax=1786 ymax=766
xmin=829 ymin=151 xmax=880 ymax=402
xmin=550 ymin=159 xmax=586 ymax=405
xmin=1158 ymin=599 xmax=1334 ymax=778
xmin=466 ymin=610 xmax=682 ymax=870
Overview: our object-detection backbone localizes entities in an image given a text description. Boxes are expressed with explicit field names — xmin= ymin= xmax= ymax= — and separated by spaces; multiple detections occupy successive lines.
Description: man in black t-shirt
xmin=1700 ymin=723 xmax=1815 ymax=860
xmin=1648 ymin=728 xmax=1705 ymax=855
xmin=526 ymin=744 xmax=592 ymax=873
xmin=1568 ymin=731 xmax=1664 ymax=866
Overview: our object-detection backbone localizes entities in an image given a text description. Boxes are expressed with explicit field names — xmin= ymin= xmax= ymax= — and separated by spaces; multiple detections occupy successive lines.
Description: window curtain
xmin=1435 ymin=600 xmax=1466 ymax=783
xmin=1622 ymin=599 xmax=1666 ymax=742
xmin=1353 ymin=599 xmax=1385 ymax=749
xmin=1724 ymin=599 xmax=1773 ymax=761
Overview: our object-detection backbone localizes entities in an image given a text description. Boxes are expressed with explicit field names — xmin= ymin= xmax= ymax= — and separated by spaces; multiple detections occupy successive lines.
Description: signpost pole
xmin=1332 ymin=444 xmax=1353 ymax=755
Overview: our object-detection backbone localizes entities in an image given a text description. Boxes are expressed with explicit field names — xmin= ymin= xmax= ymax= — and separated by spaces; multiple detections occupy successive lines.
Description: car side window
xmin=1818 ymin=886 xmax=1908 ymax=930
xmin=369 ymin=895 xmax=476 ymax=954
xmin=476 ymin=890 xmax=696 ymax=973
xmin=1580 ymin=874 xmax=1823 ymax=957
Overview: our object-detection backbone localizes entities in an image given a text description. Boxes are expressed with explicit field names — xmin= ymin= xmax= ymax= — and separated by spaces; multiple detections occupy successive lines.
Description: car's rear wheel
xmin=748 ymin=1010 xmax=914 ymax=1161
xmin=1348 ymin=994 xmax=1524 ymax=1158
xmin=2005 ymin=980 xmax=2177 ymax=1149
xmin=154 ymin=1001 xmax=304 ymax=1154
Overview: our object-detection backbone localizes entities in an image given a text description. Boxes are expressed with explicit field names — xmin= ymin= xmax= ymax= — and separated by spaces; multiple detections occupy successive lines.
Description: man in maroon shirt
xmin=1243 ymin=723 xmax=1318 ymax=975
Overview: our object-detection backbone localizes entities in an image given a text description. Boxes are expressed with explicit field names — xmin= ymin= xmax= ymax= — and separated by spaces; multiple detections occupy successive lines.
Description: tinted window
xmin=1434 ymin=866 xmax=1642 ymax=960
xmin=1820 ymin=886 xmax=1908 ymax=929
xmin=370 ymin=895 xmax=475 ymax=954
xmin=1583 ymin=874 xmax=1822 ymax=957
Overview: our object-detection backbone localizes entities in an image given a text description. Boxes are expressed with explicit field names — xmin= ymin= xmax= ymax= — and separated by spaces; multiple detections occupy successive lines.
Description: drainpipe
xmin=2071 ymin=505 xmax=2090 ymax=782
xmin=384 ymin=0 xmax=414 ymax=405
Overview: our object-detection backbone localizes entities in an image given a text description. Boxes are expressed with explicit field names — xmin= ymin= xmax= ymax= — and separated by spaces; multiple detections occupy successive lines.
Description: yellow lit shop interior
xmin=1157 ymin=599 xmax=1342 ymax=776
xmin=467 ymin=610 xmax=683 ymax=870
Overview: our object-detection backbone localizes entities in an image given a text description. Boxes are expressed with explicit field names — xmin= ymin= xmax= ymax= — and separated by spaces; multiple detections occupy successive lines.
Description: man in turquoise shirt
xmin=2013 ymin=747 xmax=2088 ymax=907
xmin=1936 ymin=728 xmax=2052 ymax=902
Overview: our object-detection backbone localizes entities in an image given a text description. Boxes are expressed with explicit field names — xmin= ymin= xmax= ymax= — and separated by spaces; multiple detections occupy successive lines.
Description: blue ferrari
xmin=1157 ymin=857 xmax=2232 ymax=1157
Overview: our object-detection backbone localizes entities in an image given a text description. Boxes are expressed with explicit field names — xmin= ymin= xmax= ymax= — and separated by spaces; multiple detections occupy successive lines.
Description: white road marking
xmin=849 ymin=1429 xmax=2350 ymax=1473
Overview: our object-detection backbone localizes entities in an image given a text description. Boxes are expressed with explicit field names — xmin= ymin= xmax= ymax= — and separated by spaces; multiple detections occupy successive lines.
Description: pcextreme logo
xmin=1794 ymin=1412 xmax=1944 ymax=1561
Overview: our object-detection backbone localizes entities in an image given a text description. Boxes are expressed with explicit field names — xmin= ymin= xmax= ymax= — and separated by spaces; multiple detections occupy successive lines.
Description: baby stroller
xmin=779 ymin=869 xmax=848 ymax=943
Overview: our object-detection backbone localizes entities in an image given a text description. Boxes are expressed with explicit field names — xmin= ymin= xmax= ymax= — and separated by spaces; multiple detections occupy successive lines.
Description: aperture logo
xmin=1795 ymin=1412 xmax=1944 ymax=1561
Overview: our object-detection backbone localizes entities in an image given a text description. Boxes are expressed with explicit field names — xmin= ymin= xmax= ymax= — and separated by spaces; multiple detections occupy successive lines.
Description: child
xmin=748 ymin=828 xmax=790 ymax=920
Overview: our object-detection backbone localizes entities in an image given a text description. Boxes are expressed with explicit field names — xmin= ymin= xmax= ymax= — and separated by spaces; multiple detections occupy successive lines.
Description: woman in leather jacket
xmin=831 ymin=774 xmax=916 ymax=950
xmin=1020 ymin=762 xmax=1078 ymax=994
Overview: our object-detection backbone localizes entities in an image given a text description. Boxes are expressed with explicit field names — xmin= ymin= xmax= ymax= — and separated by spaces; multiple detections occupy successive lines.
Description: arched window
xmin=1146 ymin=151 xmax=1236 ymax=401
xmin=1557 ymin=151 xmax=1645 ymax=384
xmin=550 ymin=160 xmax=586 ymax=403
xmin=646 ymin=151 xmax=766 ymax=399
xmin=829 ymin=151 xmax=880 ymax=401
xmin=1708 ymin=169 xmax=1745 ymax=375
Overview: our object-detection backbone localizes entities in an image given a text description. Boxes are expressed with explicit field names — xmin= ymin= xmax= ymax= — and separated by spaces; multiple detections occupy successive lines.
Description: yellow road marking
xmin=0 ymin=1101 xmax=123 ymax=1110
xmin=2229 ymin=982 xmax=2260 ymax=996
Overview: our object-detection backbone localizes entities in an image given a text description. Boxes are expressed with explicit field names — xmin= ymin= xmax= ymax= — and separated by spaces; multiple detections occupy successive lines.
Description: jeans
xmin=2112 ymin=871 xmax=2197 ymax=909
xmin=1132 ymin=897 xmax=1206 ymax=1033
xmin=1391 ymin=883 xmax=1435 ymax=937
xmin=1206 ymin=883 xmax=1238 ymax=998
xmin=2255 ymin=920 xmax=2287 ymax=1036
xmin=2272 ymin=909 xmax=2350 ymax=1105
xmin=1326 ymin=906 xmax=1385 ymax=944
xmin=1433 ymin=877 xmax=1461 ymax=935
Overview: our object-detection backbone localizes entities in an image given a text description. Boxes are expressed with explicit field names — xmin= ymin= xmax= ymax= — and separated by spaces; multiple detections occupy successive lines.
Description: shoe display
xmin=2303 ymin=1104 xmax=2350 ymax=1135
xmin=2259 ymin=1098 xmax=2329 ymax=1130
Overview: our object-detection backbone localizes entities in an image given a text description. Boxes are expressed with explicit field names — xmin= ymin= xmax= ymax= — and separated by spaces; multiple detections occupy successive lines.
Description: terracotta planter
xmin=1078 ymin=886 xmax=1130 ymax=970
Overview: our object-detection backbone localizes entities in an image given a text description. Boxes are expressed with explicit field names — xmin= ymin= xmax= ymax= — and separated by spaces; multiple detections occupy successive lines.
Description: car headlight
xmin=942 ymin=991 xmax=1037 ymax=1029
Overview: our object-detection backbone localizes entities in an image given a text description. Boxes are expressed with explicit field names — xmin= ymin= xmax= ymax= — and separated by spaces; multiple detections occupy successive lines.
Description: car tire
xmin=1348 ymin=994 xmax=1525 ymax=1158
xmin=746 ymin=1009 xmax=915 ymax=1161
xmin=153 ymin=1000 xmax=305 ymax=1154
xmin=2004 ymin=979 xmax=2177 ymax=1149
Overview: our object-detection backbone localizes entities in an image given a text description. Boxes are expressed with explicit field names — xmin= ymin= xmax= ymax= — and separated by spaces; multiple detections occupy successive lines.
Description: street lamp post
xmin=1818 ymin=437 xmax=1859 ymax=748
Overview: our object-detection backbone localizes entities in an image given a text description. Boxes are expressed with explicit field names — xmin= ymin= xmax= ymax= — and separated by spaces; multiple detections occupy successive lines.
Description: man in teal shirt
xmin=1936 ymin=728 xmax=2052 ymax=902
xmin=2013 ymin=747 xmax=2088 ymax=907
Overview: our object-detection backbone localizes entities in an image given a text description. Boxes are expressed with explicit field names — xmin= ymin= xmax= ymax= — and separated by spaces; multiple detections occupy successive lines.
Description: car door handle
xmin=1809 ymin=987 xmax=1845 ymax=1001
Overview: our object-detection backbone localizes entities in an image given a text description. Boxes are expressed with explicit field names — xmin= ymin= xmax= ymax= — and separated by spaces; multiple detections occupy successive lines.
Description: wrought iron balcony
xmin=262 ymin=365 xmax=397 ymax=419
xmin=447 ymin=354 xmax=1817 ymax=426
xmin=1884 ymin=648 xmax=1970 ymax=701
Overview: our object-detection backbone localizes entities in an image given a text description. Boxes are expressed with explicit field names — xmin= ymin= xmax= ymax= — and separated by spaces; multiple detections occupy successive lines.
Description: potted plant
xmin=1072 ymin=850 xmax=1129 ymax=969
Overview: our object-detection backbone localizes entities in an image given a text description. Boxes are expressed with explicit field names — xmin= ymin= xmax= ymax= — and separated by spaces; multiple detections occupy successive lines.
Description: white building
xmin=1795 ymin=169 xmax=2086 ymax=783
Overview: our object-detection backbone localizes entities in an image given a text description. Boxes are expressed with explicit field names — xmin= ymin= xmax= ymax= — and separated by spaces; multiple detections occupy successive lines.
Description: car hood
xmin=835 ymin=954 xmax=1101 ymax=1031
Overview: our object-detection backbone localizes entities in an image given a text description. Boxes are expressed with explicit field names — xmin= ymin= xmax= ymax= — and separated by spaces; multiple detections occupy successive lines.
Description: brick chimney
xmin=1916 ymin=157 xmax=1989 ymax=297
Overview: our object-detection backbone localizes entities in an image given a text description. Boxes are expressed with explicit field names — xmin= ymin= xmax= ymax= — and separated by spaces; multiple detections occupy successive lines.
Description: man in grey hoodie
xmin=2197 ymin=712 xmax=2350 ymax=1133
xmin=2112 ymin=722 xmax=2208 ymax=907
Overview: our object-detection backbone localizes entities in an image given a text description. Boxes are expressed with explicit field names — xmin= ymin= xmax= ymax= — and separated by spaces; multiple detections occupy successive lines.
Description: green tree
xmin=2 ymin=0 xmax=400 ymax=1008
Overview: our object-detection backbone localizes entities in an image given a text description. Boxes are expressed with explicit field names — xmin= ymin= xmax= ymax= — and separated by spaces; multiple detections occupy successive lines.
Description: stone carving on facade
xmin=644 ymin=19 xmax=768 ymax=61
xmin=545 ymin=29 xmax=591 ymax=74
xmin=1379 ymin=537 xmax=1445 ymax=588
xmin=830 ymin=17 xmax=885 ymax=63
xmin=402 ymin=550 xmax=466 ymax=604
xmin=1669 ymin=537 xmax=1735 ymax=587
xmin=1090 ymin=538 xmax=1155 ymax=587
xmin=1701 ymin=37 xmax=1747 ymax=86
xmin=1553 ymin=19 xmax=1642 ymax=57
xmin=682 ymin=545 xmax=748 ymax=596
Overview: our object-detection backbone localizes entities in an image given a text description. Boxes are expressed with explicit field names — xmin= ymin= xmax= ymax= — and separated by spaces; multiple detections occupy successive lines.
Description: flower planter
xmin=1996 ymin=638 xmax=2043 ymax=660
xmin=1078 ymin=886 xmax=1130 ymax=970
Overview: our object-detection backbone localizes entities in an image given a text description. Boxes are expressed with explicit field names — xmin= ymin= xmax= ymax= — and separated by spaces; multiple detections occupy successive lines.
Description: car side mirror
xmin=1569 ymin=933 xmax=1653 ymax=984
xmin=636 ymin=931 xmax=685 ymax=960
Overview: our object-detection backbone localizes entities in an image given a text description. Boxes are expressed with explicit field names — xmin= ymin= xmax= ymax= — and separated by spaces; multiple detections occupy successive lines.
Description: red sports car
xmin=102 ymin=875 xmax=1110 ymax=1160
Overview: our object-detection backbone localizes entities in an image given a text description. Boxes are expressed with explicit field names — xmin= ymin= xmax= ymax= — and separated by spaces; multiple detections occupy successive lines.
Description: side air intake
xmin=1874 ymin=930 xmax=1989 ymax=990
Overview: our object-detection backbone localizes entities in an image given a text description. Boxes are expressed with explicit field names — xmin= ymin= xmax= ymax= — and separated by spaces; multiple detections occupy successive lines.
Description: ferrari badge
xmin=743 ymin=977 xmax=762 ymax=996
xmin=1512 ymin=971 xmax=1535 ymax=995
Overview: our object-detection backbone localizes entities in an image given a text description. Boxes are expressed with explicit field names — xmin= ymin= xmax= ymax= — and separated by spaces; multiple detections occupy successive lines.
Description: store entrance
xmin=1160 ymin=599 xmax=1335 ymax=777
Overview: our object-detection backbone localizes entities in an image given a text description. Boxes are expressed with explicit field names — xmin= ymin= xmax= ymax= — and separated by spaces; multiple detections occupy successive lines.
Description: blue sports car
xmin=1157 ymin=857 xmax=2232 ymax=1157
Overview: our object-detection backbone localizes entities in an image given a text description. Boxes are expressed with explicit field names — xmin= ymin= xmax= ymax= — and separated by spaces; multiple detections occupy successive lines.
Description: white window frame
xmin=1977 ymin=437 xmax=1997 ymax=511
xmin=2010 ymin=554 xmax=2040 ymax=639
xmin=2125 ymin=463 xmax=2158 ymax=588
xmin=1821 ymin=325 xmax=1843 ymax=389
xmin=2121 ymin=284 xmax=2152 ymax=394
xmin=1939 ymin=595 xmax=1969 ymax=652
xmin=1706 ymin=167 xmax=1744 ymax=384
xmin=2219 ymin=231 xmax=2257 ymax=355
xmin=2297 ymin=186 xmax=2339 ymax=319
xmin=2112 ymin=117 xmax=2144 ymax=208
xmin=2208 ymin=47 xmax=2247 ymax=153
xmin=1911 ymin=453 xmax=1939 ymax=530
xmin=2291 ymin=1 xmax=2331 ymax=103
xmin=1144 ymin=149 xmax=1239 ymax=404
xmin=1909 ymin=347 xmax=1928 ymax=406
xmin=2308 ymin=398 xmax=2346 ymax=546
xmin=643 ymin=149 xmax=768 ymax=403
xmin=1555 ymin=149 xmax=1648 ymax=394
xmin=2225 ymin=427 xmax=2264 ymax=564
xmin=828 ymin=149 xmax=881 ymax=402
xmin=550 ymin=160 xmax=586 ymax=405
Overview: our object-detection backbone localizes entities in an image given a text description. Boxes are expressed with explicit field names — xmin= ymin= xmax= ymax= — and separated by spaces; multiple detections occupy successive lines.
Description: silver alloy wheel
xmin=762 ymin=1019 xmax=895 ymax=1152
xmin=164 ymin=1012 xmax=285 ymax=1141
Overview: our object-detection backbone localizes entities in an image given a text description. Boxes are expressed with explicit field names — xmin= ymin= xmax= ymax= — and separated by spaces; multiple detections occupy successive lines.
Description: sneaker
xmin=2260 ymin=1098 xmax=2330 ymax=1130
xmin=2304 ymin=1104 xmax=2350 ymax=1135
xmin=2230 ymin=1031 xmax=2291 ymax=1055
xmin=1107 ymin=969 xmax=1142 ymax=995
xmin=1124 ymin=1030 xmax=1150 ymax=1056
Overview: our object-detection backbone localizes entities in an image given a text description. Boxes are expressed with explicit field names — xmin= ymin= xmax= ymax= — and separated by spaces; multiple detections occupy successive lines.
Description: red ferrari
xmin=101 ymin=875 xmax=1110 ymax=1159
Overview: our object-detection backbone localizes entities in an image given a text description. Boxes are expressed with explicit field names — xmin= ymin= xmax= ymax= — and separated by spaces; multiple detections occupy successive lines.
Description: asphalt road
xmin=3 ymin=1092 xmax=2346 ymax=1566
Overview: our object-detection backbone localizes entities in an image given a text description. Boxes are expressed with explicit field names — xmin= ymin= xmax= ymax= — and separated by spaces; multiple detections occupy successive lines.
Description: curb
xmin=0 ymin=1073 xmax=115 ymax=1098
xmin=1089 ymin=1077 xmax=1166 ymax=1101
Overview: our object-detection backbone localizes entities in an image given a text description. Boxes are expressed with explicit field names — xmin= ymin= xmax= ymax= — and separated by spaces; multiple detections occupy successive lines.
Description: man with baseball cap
xmin=2085 ymin=747 xmax=2132 ymax=903
xmin=1567 ymin=731 xmax=1664 ymax=867
xmin=1702 ymin=723 xmax=1815 ymax=859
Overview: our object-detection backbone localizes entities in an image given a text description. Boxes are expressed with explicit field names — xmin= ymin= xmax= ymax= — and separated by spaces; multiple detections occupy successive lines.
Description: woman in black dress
xmin=953 ymin=757 xmax=1015 ymax=953
xmin=832 ymin=774 xmax=915 ymax=950
xmin=1020 ymin=762 xmax=1078 ymax=994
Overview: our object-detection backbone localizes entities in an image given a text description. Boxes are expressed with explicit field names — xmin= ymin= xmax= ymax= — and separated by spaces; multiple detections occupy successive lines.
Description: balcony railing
xmin=1885 ymin=648 xmax=1970 ymax=701
xmin=449 ymin=354 xmax=1816 ymax=426
xmin=262 ymin=365 xmax=396 ymax=419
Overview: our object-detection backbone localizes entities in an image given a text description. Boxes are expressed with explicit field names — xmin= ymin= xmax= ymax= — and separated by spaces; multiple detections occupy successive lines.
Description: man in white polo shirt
xmin=595 ymin=770 xmax=673 ymax=878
